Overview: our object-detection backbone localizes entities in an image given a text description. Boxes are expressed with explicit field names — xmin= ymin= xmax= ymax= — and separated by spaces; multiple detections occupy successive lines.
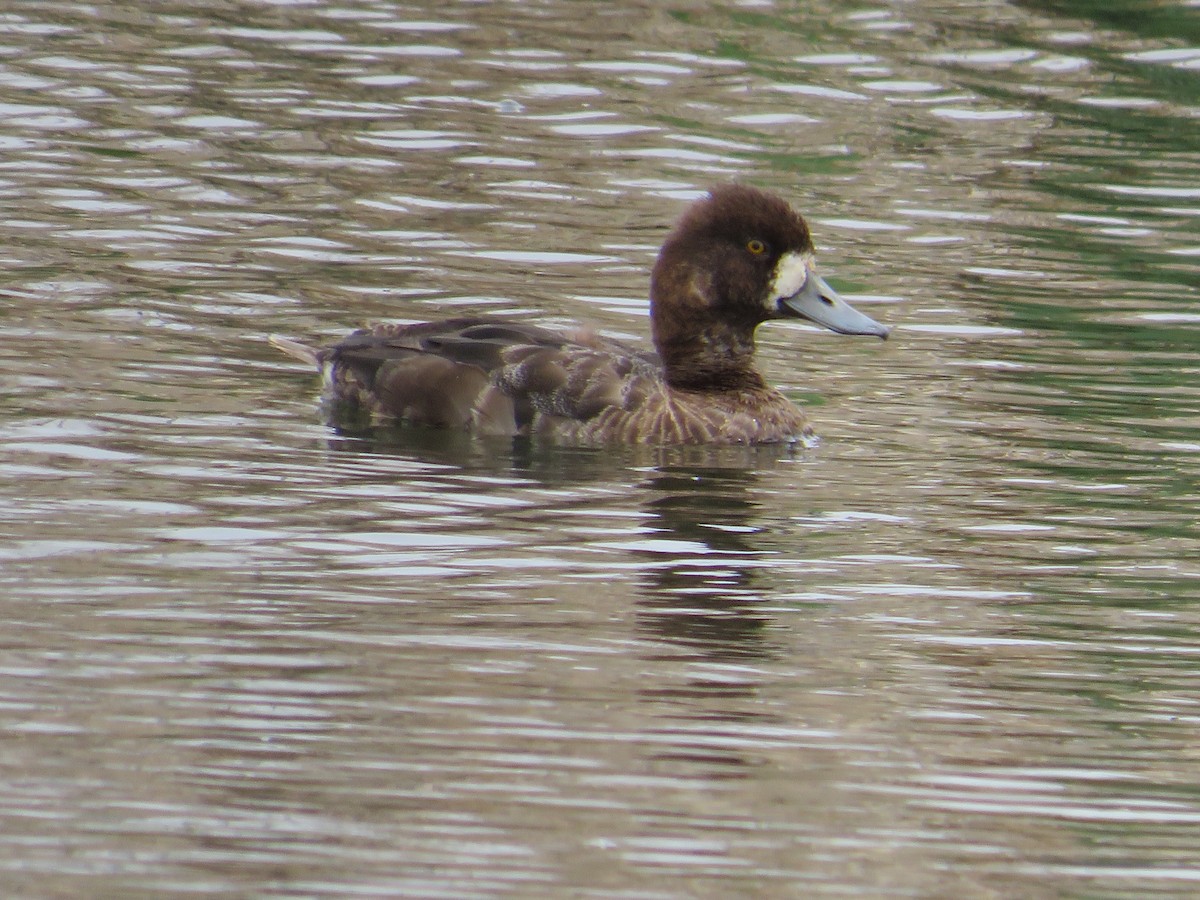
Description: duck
xmin=270 ymin=183 xmax=889 ymax=446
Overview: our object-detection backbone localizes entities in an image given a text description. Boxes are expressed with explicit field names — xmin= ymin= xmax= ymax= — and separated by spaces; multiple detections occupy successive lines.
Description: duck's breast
xmin=534 ymin=382 xmax=811 ymax=445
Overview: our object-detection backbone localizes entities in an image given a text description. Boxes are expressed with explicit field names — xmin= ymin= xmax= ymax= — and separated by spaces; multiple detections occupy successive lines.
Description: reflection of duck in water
xmin=272 ymin=184 xmax=888 ymax=445
xmin=634 ymin=465 xmax=779 ymax=661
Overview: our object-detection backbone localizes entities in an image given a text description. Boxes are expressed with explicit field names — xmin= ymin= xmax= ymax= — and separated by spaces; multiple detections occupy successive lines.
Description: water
xmin=3 ymin=0 xmax=1200 ymax=895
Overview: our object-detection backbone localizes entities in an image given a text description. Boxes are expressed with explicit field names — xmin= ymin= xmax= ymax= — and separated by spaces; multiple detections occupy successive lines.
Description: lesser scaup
xmin=271 ymin=183 xmax=889 ymax=445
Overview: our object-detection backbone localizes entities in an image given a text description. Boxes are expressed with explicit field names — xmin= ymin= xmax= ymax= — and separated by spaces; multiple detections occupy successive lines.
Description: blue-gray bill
xmin=781 ymin=273 xmax=890 ymax=339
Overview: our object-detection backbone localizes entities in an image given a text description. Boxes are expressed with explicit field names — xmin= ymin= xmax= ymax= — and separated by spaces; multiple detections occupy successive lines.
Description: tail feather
xmin=268 ymin=334 xmax=322 ymax=368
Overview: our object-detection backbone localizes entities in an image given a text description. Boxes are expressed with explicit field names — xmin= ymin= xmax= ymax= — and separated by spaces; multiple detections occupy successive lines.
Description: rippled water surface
xmin=4 ymin=0 xmax=1200 ymax=896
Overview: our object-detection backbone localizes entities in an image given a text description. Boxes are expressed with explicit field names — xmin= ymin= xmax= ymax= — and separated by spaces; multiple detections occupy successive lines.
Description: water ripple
xmin=2 ymin=1 xmax=1200 ymax=896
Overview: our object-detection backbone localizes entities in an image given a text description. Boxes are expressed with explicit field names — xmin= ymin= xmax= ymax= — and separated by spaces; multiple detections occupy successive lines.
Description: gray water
xmin=3 ymin=0 xmax=1200 ymax=896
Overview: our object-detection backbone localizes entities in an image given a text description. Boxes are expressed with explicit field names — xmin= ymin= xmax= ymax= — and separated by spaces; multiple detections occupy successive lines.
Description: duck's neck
xmin=655 ymin=321 xmax=768 ymax=392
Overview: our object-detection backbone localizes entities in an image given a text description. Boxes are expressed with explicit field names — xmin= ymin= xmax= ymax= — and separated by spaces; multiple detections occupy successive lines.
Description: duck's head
xmin=650 ymin=183 xmax=889 ymax=389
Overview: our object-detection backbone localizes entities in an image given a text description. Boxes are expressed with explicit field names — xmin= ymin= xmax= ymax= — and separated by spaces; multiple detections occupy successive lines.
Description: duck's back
xmin=282 ymin=317 xmax=652 ymax=437
xmin=271 ymin=316 xmax=810 ymax=445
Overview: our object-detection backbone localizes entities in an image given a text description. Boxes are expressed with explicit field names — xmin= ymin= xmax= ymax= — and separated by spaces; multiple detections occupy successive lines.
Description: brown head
xmin=649 ymin=183 xmax=888 ymax=390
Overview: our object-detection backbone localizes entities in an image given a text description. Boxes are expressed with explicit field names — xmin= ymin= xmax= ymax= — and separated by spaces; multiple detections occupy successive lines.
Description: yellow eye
xmin=746 ymin=239 xmax=766 ymax=255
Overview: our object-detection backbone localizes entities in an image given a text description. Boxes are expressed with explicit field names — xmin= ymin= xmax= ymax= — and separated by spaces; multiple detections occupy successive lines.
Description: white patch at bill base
xmin=767 ymin=251 xmax=812 ymax=305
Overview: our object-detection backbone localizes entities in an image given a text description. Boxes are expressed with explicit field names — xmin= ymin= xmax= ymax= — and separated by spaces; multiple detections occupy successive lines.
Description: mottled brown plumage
xmin=271 ymin=183 xmax=889 ymax=446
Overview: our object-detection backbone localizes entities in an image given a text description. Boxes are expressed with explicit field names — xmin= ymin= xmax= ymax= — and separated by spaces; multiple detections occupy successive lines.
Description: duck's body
xmin=272 ymin=316 xmax=811 ymax=444
xmin=271 ymin=184 xmax=889 ymax=446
